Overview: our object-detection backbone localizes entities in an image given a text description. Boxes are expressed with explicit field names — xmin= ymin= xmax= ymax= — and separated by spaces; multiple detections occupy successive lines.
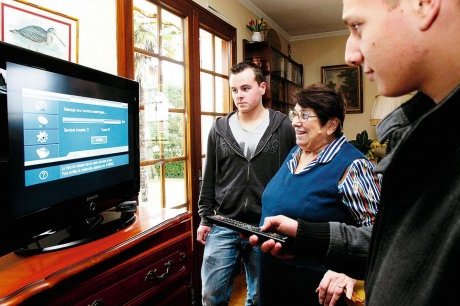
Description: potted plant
xmin=349 ymin=130 xmax=385 ymax=163
xmin=246 ymin=18 xmax=267 ymax=42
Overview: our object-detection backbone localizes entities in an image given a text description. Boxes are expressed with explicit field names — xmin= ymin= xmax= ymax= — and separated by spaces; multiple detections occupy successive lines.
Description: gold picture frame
xmin=0 ymin=0 xmax=79 ymax=62
xmin=321 ymin=64 xmax=363 ymax=114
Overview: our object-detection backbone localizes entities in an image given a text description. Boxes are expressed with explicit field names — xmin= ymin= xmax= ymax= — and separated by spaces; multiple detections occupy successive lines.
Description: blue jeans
xmin=201 ymin=225 xmax=259 ymax=306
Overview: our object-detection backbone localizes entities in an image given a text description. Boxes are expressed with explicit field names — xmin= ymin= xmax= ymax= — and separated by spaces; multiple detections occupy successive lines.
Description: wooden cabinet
xmin=0 ymin=207 xmax=192 ymax=306
xmin=243 ymin=39 xmax=303 ymax=114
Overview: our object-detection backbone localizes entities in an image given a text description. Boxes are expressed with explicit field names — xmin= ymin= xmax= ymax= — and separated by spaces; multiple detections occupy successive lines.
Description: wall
xmin=291 ymin=36 xmax=378 ymax=139
xmin=193 ymin=0 xmax=284 ymax=61
xmin=25 ymin=0 xmax=117 ymax=75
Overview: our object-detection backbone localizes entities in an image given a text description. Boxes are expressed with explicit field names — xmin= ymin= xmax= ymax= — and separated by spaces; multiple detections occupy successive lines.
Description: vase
xmin=251 ymin=31 xmax=262 ymax=42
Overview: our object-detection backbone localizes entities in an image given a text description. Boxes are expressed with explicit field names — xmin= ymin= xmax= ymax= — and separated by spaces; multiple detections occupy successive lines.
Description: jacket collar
xmin=375 ymin=92 xmax=436 ymax=173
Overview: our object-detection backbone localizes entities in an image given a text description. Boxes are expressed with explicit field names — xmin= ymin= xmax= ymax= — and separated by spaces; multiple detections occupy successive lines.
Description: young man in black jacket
xmin=197 ymin=61 xmax=295 ymax=305
xmin=343 ymin=1 xmax=460 ymax=304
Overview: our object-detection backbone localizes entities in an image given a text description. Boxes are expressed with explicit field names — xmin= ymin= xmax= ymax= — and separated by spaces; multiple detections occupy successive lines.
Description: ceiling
xmin=240 ymin=0 xmax=348 ymax=40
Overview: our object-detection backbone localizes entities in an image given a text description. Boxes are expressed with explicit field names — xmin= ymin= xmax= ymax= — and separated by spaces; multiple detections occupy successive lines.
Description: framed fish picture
xmin=0 ymin=0 xmax=78 ymax=62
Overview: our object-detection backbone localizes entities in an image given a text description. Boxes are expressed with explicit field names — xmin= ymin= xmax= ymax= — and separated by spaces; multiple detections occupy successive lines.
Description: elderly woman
xmin=258 ymin=83 xmax=381 ymax=306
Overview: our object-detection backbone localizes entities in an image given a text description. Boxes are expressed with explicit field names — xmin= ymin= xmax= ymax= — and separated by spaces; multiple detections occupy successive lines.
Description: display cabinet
xmin=243 ymin=39 xmax=303 ymax=114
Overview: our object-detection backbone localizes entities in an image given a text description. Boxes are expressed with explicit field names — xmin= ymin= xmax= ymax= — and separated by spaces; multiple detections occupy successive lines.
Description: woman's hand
xmin=197 ymin=224 xmax=212 ymax=245
xmin=316 ymin=270 xmax=356 ymax=306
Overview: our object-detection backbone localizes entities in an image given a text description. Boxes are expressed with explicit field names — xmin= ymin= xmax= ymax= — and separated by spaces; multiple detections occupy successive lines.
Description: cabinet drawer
xmin=47 ymin=234 xmax=191 ymax=306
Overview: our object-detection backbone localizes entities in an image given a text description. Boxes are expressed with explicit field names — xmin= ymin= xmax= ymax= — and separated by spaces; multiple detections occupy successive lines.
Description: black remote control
xmin=206 ymin=215 xmax=292 ymax=245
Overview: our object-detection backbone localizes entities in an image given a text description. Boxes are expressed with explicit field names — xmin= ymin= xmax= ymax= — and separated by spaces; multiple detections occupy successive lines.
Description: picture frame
xmin=321 ymin=64 xmax=363 ymax=114
xmin=0 ymin=0 xmax=78 ymax=62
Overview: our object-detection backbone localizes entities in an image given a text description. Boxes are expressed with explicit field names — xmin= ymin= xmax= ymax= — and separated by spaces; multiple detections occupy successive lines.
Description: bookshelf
xmin=243 ymin=39 xmax=303 ymax=114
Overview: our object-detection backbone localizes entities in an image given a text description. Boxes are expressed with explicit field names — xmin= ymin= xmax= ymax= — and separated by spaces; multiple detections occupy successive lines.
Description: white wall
xmin=26 ymin=0 xmax=117 ymax=75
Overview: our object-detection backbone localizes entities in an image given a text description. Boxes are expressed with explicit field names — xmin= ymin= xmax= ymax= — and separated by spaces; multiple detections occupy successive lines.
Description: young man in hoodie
xmin=197 ymin=60 xmax=295 ymax=306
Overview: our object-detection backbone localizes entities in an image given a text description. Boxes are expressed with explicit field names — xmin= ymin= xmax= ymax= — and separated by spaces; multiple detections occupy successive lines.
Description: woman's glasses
xmin=288 ymin=110 xmax=318 ymax=122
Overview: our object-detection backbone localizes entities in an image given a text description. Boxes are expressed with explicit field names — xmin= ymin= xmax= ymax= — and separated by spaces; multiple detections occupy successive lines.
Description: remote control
xmin=206 ymin=215 xmax=292 ymax=245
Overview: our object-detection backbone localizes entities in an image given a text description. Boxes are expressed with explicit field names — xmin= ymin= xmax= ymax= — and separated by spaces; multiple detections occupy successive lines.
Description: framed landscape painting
xmin=321 ymin=64 xmax=363 ymax=114
xmin=0 ymin=0 xmax=78 ymax=62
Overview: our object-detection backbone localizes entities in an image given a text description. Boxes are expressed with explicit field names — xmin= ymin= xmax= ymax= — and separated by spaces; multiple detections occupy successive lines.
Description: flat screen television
xmin=0 ymin=42 xmax=140 ymax=256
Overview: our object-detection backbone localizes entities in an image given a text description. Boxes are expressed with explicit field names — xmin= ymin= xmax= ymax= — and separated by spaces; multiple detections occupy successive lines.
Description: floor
xmin=229 ymin=271 xmax=247 ymax=306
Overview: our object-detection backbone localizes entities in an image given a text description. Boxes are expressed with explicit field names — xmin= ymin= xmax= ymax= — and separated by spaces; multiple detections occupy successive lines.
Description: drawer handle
xmin=179 ymin=252 xmax=187 ymax=262
xmin=145 ymin=260 xmax=174 ymax=281
xmin=88 ymin=299 xmax=104 ymax=306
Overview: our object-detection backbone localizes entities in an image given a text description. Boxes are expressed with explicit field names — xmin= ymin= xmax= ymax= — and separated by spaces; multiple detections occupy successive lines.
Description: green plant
xmin=349 ymin=130 xmax=385 ymax=162
xmin=166 ymin=162 xmax=184 ymax=178
xmin=349 ymin=130 xmax=373 ymax=156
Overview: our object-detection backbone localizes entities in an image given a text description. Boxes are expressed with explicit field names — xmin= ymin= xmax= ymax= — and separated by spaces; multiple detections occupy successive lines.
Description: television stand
xmin=0 ymin=207 xmax=192 ymax=305
xmin=15 ymin=210 xmax=136 ymax=255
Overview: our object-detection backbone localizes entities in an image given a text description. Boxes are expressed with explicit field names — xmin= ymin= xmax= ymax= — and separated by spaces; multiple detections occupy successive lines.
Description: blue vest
xmin=261 ymin=142 xmax=363 ymax=225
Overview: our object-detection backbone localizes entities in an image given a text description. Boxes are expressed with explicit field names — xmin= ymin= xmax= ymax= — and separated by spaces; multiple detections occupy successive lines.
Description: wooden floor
xmin=229 ymin=271 xmax=247 ymax=306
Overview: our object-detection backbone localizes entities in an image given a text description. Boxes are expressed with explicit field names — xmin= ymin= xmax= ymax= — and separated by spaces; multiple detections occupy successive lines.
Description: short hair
xmin=230 ymin=60 xmax=265 ymax=84
xmin=295 ymin=83 xmax=345 ymax=137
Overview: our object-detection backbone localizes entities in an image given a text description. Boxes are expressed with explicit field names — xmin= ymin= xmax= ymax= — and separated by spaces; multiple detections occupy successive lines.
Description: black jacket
xmin=198 ymin=109 xmax=295 ymax=226
xmin=366 ymin=87 xmax=460 ymax=305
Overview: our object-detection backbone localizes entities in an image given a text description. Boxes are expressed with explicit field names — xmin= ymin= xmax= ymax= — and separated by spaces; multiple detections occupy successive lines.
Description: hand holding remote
xmin=259 ymin=215 xmax=299 ymax=237
xmin=206 ymin=215 xmax=292 ymax=246
xmin=249 ymin=215 xmax=299 ymax=257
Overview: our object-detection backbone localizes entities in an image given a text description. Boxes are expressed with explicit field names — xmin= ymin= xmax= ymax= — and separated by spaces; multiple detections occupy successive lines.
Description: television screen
xmin=0 ymin=42 xmax=140 ymax=256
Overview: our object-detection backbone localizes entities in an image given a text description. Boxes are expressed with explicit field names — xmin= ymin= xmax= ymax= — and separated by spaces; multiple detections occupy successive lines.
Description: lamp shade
xmin=370 ymin=93 xmax=415 ymax=126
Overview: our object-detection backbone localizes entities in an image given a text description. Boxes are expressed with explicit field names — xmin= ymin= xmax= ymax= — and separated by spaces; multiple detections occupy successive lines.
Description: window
xmin=117 ymin=0 xmax=236 ymax=213
xmin=199 ymin=28 xmax=232 ymax=170
xmin=133 ymin=0 xmax=186 ymax=209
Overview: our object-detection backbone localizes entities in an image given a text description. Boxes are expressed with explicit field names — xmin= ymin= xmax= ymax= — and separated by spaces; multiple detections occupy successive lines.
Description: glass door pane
xmin=134 ymin=0 xmax=187 ymax=209
xmin=199 ymin=29 xmax=232 ymax=173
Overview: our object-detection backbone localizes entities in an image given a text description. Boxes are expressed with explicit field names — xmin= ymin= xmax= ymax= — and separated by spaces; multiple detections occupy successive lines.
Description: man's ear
xmin=418 ymin=0 xmax=440 ymax=31
xmin=259 ymin=81 xmax=267 ymax=95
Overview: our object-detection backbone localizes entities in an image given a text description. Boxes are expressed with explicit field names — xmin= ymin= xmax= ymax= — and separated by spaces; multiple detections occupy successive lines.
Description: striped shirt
xmin=287 ymin=136 xmax=381 ymax=226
